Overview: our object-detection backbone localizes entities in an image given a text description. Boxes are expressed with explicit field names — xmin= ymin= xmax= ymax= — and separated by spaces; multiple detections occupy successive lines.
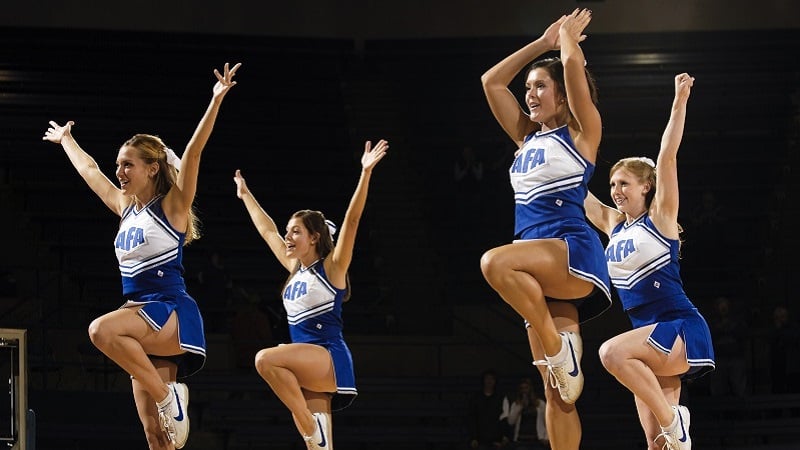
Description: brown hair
xmin=122 ymin=134 xmax=201 ymax=244
xmin=285 ymin=210 xmax=351 ymax=302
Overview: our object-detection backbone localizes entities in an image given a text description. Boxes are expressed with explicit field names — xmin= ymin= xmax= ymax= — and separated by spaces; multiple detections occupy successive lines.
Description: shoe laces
xmin=533 ymin=359 xmax=565 ymax=391
xmin=302 ymin=433 xmax=321 ymax=450
xmin=655 ymin=430 xmax=678 ymax=450
xmin=158 ymin=405 xmax=177 ymax=444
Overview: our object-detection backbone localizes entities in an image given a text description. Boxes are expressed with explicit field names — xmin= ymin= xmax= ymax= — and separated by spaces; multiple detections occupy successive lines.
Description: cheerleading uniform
xmin=510 ymin=125 xmax=612 ymax=322
xmin=114 ymin=195 xmax=206 ymax=377
xmin=606 ymin=213 xmax=715 ymax=378
xmin=283 ymin=259 xmax=356 ymax=409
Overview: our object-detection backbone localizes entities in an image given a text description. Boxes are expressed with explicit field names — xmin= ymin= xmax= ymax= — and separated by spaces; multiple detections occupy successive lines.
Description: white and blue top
xmin=283 ymin=259 xmax=346 ymax=344
xmin=510 ymin=125 xmax=594 ymax=234
xmin=606 ymin=213 xmax=688 ymax=310
xmin=282 ymin=259 xmax=357 ymax=402
xmin=114 ymin=195 xmax=186 ymax=295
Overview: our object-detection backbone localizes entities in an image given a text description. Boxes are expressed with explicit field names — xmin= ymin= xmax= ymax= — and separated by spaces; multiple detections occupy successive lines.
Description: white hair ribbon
xmin=636 ymin=157 xmax=656 ymax=168
xmin=164 ymin=147 xmax=182 ymax=171
xmin=325 ymin=219 xmax=338 ymax=238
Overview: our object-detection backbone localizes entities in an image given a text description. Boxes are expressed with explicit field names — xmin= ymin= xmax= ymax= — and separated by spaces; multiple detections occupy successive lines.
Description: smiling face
xmin=116 ymin=145 xmax=158 ymax=202
xmin=609 ymin=167 xmax=649 ymax=217
xmin=525 ymin=67 xmax=567 ymax=130
xmin=284 ymin=216 xmax=320 ymax=265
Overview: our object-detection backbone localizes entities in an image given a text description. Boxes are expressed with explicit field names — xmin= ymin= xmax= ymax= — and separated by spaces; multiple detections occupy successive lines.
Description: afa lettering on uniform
xmin=115 ymin=227 xmax=145 ymax=251
xmin=284 ymin=281 xmax=308 ymax=301
xmin=511 ymin=148 xmax=546 ymax=173
xmin=607 ymin=239 xmax=636 ymax=262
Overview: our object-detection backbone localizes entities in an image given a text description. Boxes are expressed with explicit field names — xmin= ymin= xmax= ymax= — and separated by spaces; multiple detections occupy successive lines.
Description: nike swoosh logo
xmin=173 ymin=386 xmax=184 ymax=422
xmin=678 ymin=410 xmax=687 ymax=442
xmin=316 ymin=415 xmax=327 ymax=448
xmin=567 ymin=338 xmax=580 ymax=377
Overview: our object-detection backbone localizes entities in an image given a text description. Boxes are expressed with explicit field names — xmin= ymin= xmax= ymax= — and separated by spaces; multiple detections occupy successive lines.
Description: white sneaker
xmin=542 ymin=331 xmax=584 ymax=404
xmin=657 ymin=405 xmax=691 ymax=450
xmin=303 ymin=412 xmax=330 ymax=450
xmin=158 ymin=382 xmax=190 ymax=449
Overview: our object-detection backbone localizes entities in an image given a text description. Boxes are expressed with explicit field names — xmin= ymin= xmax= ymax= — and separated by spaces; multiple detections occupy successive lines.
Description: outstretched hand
xmin=233 ymin=169 xmax=250 ymax=199
xmin=361 ymin=139 xmax=388 ymax=172
xmin=212 ymin=62 xmax=242 ymax=100
xmin=42 ymin=120 xmax=75 ymax=144
xmin=674 ymin=73 xmax=694 ymax=102
xmin=540 ymin=15 xmax=567 ymax=50
xmin=559 ymin=8 xmax=592 ymax=45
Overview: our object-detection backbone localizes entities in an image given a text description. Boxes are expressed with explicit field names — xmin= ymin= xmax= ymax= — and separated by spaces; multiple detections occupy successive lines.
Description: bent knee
xmin=598 ymin=340 xmax=625 ymax=373
xmin=480 ymin=248 xmax=507 ymax=280
xmin=87 ymin=318 xmax=111 ymax=349
xmin=254 ymin=348 xmax=276 ymax=373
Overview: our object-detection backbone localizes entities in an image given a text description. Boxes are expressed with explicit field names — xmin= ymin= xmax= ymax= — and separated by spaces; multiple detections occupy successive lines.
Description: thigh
xmin=490 ymin=240 xmax=595 ymax=300
xmin=604 ymin=326 xmax=690 ymax=377
xmin=264 ymin=343 xmax=337 ymax=393
xmin=139 ymin=311 xmax=183 ymax=357
xmin=119 ymin=307 xmax=184 ymax=356
xmin=100 ymin=306 xmax=183 ymax=356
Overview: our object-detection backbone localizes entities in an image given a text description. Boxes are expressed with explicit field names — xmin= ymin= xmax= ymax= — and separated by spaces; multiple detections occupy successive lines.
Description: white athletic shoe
xmin=158 ymin=382 xmax=190 ymax=449
xmin=538 ymin=331 xmax=584 ymax=404
xmin=303 ymin=412 xmax=330 ymax=450
xmin=657 ymin=405 xmax=691 ymax=450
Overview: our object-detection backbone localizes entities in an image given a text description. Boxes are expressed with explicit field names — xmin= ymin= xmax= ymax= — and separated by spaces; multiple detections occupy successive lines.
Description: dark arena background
xmin=1 ymin=1 xmax=799 ymax=449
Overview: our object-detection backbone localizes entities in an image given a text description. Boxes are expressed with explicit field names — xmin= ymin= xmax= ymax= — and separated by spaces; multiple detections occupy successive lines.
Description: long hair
xmin=284 ymin=209 xmax=351 ymax=302
xmin=123 ymin=134 xmax=201 ymax=244
xmin=610 ymin=157 xmax=684 ymax=246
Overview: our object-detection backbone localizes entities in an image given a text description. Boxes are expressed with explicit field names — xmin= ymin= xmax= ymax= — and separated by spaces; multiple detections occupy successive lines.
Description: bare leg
xmin=254 ymin=343 xmax=336 ymax=437
xmin=132 ymin=360 xmax=179 ymax=450
xmin=598 ymin=325 xmax=689 ymax=427
xmin=481 ymin=240 xmax=594 ymax=356
xmin=88 ymin=306 xmax=183 ymax=403
xmin=635 ymin=375 xmax=682 ymax=449
xmin=301 ymin=390 xmax=333 ymax=450
xmin=634 ymin=395 xmax=661 ymax=450
xmin=529 ymin=302 xmax=581 ymax=450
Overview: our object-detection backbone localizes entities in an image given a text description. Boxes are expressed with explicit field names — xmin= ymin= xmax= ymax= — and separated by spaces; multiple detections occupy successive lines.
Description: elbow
xmin=656 ymin=153 xmax=678 ymax=166
xmin=78 ymin=159 xmax=101 ymax=177
xmin=480 ymin=71 xmax=499 ymax=90
xmin=183 ymin=151 xmax=202 ymax=165
xmin=346 ymin=214 xmax=363 ymax=229
xmin=560 ymin=54 xmax=584 ymax=69
xmin=480 ymin=72 xmax=491 ymax=87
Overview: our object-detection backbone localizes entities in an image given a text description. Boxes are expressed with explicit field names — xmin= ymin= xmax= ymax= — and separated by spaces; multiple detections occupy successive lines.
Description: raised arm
xmin=164 ymin=62 xmax=241 ymax=221
xmin=560 ymin=8 xmax=601 ymax=161
xmin=42 ymin=121 xmax=126 ymax=216
xmin=584 ymin=190 xmax=624 ymax=238
xmin=651 ymin=73 xmax=693 ymax=237
xmin=233 ymin=169 xmax=295 ymax=272
xmin=481 ymin=16 xmax=564 ymax=146
xmin=325 ymin=140 xmax=388 ymax=286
